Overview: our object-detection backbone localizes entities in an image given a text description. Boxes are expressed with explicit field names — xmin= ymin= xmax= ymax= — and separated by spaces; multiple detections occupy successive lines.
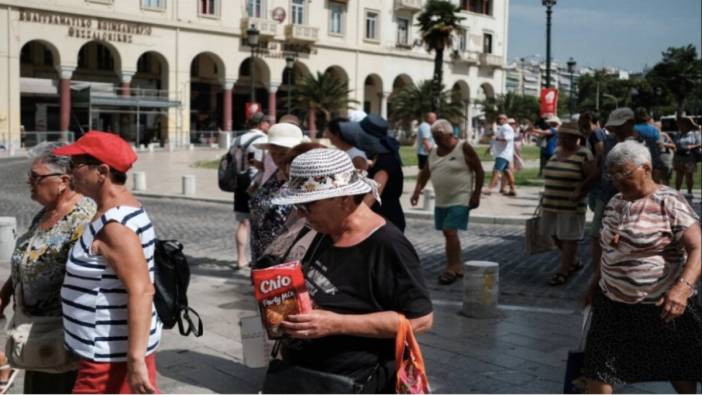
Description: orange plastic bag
xmin=395 ymin=315 xmax=430 ymax=394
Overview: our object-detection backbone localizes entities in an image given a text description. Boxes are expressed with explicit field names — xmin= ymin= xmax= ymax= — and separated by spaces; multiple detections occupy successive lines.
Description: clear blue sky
xmin=507 ymin=0 xmax=702 ymax=72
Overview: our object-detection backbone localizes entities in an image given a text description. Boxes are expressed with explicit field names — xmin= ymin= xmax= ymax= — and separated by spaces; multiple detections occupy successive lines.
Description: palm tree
xmin=477 ymin=92 xmax=540 ymax=124
xmin=389 ymin=80 xmax=464 ymax=135
xmin=292 ymin=71 xmax=359 ymax=132
xmin=417 ymin=0 xmax=464 ymax=111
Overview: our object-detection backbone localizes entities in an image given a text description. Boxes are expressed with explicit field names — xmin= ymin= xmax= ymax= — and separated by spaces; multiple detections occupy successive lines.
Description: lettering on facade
xmin=18 ymin=8 xmax=152 ymax=44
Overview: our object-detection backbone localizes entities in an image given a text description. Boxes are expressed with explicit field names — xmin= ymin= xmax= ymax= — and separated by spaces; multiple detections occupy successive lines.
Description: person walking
xmin=532 ymin=115 xmax=561 ymax=176
xmin=410 ymin=119 xmax=484 ymax=285
xmin=53 ymin=132 xmax=161 ymax=394
xmin=324 ymin=117 xmax=368 ymax=171
xmin=416 ymin=112 xmax=437 ymax=170
xmin=483 ymin=114 xmax=516 ymax=196
xmin=672 ymin=116 xmax=701 ymax=200
xmin=540 ymin=123 xmax=596 ymax=286
xmin=2 ymin=143 xmax=96 ymax=393
xmin=583 ymin=141 xmax=702 ymax=393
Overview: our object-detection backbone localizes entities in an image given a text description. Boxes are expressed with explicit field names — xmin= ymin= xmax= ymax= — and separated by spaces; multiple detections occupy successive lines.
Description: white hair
xmin=28 ymin=142 xmax=71 ymax=174
xmin=605 ymin=140 xmax=651 ymax=169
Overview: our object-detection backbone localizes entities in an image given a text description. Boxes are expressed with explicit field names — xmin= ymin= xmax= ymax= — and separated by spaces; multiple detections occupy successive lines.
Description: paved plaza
xmin=0 ymin=155 xmax=697 ymax=393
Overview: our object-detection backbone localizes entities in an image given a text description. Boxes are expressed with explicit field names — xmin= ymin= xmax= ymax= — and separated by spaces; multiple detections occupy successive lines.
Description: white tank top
xmin=428 ymin=140 xmax=474 ymax=207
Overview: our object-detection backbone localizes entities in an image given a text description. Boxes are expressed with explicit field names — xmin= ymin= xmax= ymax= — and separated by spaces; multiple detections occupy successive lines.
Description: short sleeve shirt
xmin=416 ymin=122 xmax=434 ymax=156
xmin=494 ymin=124 xmax=515 ymax=161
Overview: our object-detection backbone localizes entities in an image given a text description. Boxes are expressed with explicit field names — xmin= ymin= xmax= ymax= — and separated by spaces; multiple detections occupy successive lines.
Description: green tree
xmin=388 ymin=80 xmax=464 ymax=133
xmin=292 ymin=71 xmax=359 ymax=131
xmin=646 ymin=45 xmax=702 ymax=115
xmin=477 ymin=92 xmax=540 ymax=124
xmin=417 ymin=0 xmax=464 ymax=111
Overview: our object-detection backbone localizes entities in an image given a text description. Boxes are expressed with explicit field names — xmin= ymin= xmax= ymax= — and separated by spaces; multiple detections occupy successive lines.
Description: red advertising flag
xmin=539 ymin=88 xmax=559 ymax=117
xmin=245 ymin=102 xmax=261 ymax=120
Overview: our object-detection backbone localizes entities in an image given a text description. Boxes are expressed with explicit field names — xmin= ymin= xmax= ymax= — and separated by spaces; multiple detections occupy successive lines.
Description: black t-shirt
xmin=368 ymin=153 xmax=406 ymax=231
xmin=282 ymin=224 xmax=432 ymax=380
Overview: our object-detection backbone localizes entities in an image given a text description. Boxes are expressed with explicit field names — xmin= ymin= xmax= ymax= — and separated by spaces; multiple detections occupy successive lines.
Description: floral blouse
xmin=249 ymin=170 xmax=294 ymax=264
xmin=10 ymin=197 xmax=96 ymax=316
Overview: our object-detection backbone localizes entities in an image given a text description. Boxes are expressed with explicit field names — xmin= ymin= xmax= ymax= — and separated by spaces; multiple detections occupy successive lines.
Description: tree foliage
xmin=646 ymin=45 xmax=702 ymax=115
xmin=477 ymin=92 xmax=540 ymax=124
xmin=417 ymin=0 xmax=464 ymax=111
xmin=388 ymin=80 xmax=464 ymax=130
xmin=292 ymin=71 xmax=359 ymax=130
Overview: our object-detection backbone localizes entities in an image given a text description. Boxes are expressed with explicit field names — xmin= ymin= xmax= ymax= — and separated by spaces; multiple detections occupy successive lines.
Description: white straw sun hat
xmin=254 ymin=123 xmax=307 ymax=149
xmin=272 ymin=148 xmax=380 ymax=205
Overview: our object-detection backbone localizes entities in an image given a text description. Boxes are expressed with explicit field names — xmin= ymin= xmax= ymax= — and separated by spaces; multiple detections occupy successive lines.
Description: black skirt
xmin=583 ymin=288 xmax=702 ymax=384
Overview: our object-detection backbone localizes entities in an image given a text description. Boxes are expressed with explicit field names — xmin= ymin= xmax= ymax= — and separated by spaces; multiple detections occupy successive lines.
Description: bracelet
xmin=678 ymin=278 xmax=698 ymax=296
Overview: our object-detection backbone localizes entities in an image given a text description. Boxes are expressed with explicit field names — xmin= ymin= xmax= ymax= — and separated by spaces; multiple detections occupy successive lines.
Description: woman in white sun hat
xmin=248 ymin=123 xmax=308 ymax=263
xmin=265 ymin=148 xmax=433 ymax=393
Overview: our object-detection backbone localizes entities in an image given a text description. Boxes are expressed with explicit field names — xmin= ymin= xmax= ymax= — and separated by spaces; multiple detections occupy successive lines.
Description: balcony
xmin=284 ymin=24 xmax=319 ymax=43
xmin=241 ymin=17 xmax=277 ymax=38
xmin=394 ymin=0 xmax=422 ymax=12
xmin=452 ymin=50 xmax=479 ymax=65
xmin=480 ymin=53 xmax=503 ymax=68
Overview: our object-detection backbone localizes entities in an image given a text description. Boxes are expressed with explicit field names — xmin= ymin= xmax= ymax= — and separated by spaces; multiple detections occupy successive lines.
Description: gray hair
xmin=28 ymin=142 xmax=72 ymax=174
xmin=430 ymin=119 xmax=454 ymax=135
xmin=605 ymin=140 xmax=651 ymax=169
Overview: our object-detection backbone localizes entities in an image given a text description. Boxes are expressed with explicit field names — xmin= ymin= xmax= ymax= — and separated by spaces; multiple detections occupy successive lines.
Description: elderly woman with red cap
xmin=53 ymin=131 xmax=161 ymax=394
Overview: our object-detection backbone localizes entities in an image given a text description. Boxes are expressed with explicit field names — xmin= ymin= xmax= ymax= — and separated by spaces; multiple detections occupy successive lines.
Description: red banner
xmin=539 ymin=88 xmax=559 ymax=117
xmin=245 ymin=102 xmax=261 ymax=120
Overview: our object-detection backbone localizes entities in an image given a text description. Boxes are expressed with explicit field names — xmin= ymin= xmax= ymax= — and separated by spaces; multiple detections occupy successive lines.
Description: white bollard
xmin=423 ymin=189 xmax=435 ymax=212
xmin=133 ymin=171 xmax=147 ymax=191
xmin=461 ymin=261 xmax=499 ymax=318
xmin=240 ymin=314 xmax=273 ymax=368
xmin=148 ymin=143 xmax=156 ymax=153
xmin=0 ymin=217 xmax=17 ymax=263
xmin=218 ymin=131 xmax=233 ymax=149
xmin=188 ymin=144 xmax=195 ymax=151
xmin=182 ymin=175 xmax=196 ymax=196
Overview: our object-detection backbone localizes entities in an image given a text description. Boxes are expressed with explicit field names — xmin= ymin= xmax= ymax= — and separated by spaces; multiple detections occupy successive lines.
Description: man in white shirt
xmin=416 ymin=112 xmax=437 ymax=170
xmin=483 ymin=114 xmax=517 ymax=196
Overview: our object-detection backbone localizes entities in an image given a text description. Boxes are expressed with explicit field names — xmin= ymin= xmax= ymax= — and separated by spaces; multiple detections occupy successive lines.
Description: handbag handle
xmin=394 ymin=314 xmax=428 ymax=390
xmin=532 ymin=195 xmax=545 ymax=218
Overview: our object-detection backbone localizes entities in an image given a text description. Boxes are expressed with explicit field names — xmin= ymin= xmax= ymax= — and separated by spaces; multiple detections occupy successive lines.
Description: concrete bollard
xmin=148 ymin=143 xmax=156 ymax=153
xmin=461 ymin=261 xmax=499 ymax=318
xmin=188 ymin=144 xmax=195 ymax=151
xmin=133 ymin=171 xmax=147 ymax=191
xmin=218 ymin=131 xmax=232 ymax=149
xmin=423 ymin=189 xmax=435 ymax=212
xmin=182 ymin=175 xmax=196 ymax=196
xmin=0 ymin=217 xmax=17 ymax=263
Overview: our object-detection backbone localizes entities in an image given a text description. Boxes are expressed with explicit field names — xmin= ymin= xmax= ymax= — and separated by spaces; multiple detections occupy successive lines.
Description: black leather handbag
xmin=263 ymin=358 xmax=364 ymax=394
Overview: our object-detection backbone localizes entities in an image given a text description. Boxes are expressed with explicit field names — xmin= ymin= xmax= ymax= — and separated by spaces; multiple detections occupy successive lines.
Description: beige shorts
xmin=540 ymin=210 xmax=585 ymax=241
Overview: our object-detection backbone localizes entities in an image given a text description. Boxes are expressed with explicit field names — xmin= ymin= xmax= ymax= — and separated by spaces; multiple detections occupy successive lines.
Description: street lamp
xmin=285 ymin=55 xmax=295 ymax=113
xmin=542 ymin=0 xmax=556 ymax=89
xmin=246 ymin=24 xmax=260 ymax=104
xmin=566 ymin=57 xmax=576 ymax=118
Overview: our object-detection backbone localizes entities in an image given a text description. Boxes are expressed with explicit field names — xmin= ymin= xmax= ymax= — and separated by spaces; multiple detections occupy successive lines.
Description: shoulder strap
xmin=237 ymin=134 xmax=264 ymax=172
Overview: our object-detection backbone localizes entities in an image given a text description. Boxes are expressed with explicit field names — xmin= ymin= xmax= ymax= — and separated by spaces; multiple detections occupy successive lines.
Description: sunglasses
xmin=28 ymin=171 xmax=63 ymax=184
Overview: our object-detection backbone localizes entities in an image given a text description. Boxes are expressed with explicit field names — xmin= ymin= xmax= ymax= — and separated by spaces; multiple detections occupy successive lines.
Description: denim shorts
xmin=434 ymin=205 xmax=470 ymax=231
xmin=494 ymin=157 xmax=510 ymax=172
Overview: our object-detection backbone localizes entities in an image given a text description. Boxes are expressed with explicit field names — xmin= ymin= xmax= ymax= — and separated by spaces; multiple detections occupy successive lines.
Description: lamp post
xmin=246 ymin=25 xmax=260 ymax=104
xmin=566 ymin=57 xmax=576 ymax=118
xmin=285 ymin=55 xmax=295 ymax=113
xmin=542 ymin=0 xmax=556 ymax=89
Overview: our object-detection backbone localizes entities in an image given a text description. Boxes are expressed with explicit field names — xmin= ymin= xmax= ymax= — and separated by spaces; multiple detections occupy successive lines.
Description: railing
xmin=284 ymin=24 xmax=319 ymax=42
xmin=480 ymin=53 xmax=504 ymax=68
xmin=394 ymin=0 xmax=422 ymax=11
xmin=90 ymin=86 xmax=173 ymax=101
xmin=453 ymin=51 xmax=480 ymax=65
xmin=241 ymin=17 xmax=277 ymax=37
xmin=22 ymin=131 xmax=75 ymax=148
xmin=190 ymin=130 xmax=219 ymax=145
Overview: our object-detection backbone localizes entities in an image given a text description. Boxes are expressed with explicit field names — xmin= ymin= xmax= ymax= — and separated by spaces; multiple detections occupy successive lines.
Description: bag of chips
xmin=252 ymin=261 xmax=313 ymax=339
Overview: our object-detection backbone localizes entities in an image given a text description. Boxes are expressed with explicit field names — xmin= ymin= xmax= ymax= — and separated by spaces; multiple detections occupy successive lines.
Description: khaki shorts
xmin=540 ymin=210 xmax=585 ymax=241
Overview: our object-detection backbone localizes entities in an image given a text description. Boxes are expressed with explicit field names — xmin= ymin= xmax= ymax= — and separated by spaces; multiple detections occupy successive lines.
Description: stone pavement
xmin=0 ymin=155 xmax=697 ymax=393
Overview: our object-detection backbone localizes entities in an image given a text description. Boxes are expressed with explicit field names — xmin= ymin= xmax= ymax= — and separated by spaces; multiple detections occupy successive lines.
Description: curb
xmin=133 ymin=191 xmax=232 ymax=205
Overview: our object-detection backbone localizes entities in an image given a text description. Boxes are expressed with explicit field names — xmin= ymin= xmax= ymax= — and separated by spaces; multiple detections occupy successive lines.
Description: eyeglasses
xmin=608 ymin=165 xmax=641 ymax=181
xmin=28 ymin=171 xmax=63 ymax=184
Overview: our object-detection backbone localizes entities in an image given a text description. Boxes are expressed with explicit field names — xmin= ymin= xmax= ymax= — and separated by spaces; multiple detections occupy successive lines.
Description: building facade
xmin=0 ymin=0 xmax=508 ymax=147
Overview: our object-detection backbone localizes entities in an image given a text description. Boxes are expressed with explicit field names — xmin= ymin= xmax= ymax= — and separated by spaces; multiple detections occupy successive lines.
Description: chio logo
xmin=260 ymin=275 xmax=292 ymax=293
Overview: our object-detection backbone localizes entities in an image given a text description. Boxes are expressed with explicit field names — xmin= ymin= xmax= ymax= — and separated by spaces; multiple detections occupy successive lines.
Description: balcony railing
xmin=284 ymin=24 xmax=319 ymax=43
xmin=21 ymin=131 xmax=75 ymax=148
xmin=241 ymin=17 xmax=277 ymax=38
xmin=452 ymin=50 xmax=480 ymax=65
xmin=394 ymin=0 xmax=422 ymax=11
xmin=480 ymin=53 xmax=503 ymax=68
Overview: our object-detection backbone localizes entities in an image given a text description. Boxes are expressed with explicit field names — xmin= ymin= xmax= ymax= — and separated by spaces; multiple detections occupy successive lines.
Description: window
xmin=292 ymin=0 xmax=304 ymax=25
xmin=365 ymin=11 xmax=378 ymax=41
xmin=329 ymin=2 xmax=344 ymax=35
xmin=247 ymin=0 xmax=262 ymax=17
xmin=483 ymin=33 xmax=492 ymax=54
xmin=466 ymin=0 xmax=491 ymax=15
xmin=142 ymin=0 xmax=165 ymax=9
xmin=458 ymin=29 xmax=467 ymax=52
xmin=97 ymin=45 xmax=114 ymax=70
xmin=397 ymin=17 xmax=409 ymax=45
xmin=199 ymin=0 xmax=217 ymax=16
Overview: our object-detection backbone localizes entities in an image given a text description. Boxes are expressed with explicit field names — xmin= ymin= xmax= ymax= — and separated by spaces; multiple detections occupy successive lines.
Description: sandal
xmin=548 ymin=272 xmax=569 ymax=286
xmin=481 ymin=188 xmax=492 ymax=196
xmin=506 ymin=191 xmax=517 ymax=197
xmin=0 ymin=363 xmax=17 ymax=394
xmin=569 ymin=257 xmax=583 ymax=274
xmin=438 ymin=270 xmax=463 ymax=285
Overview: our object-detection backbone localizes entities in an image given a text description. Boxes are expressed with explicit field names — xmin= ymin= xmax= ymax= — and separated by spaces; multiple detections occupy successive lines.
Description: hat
xmin=605 ymin=107 xmax=635 ymax=127
xmin=558 ymin=122 xmax=584 ymax=137
xmin=545 ymin=115 xmax=562 ymax=126
xmin=52 ymin=131 xmax=136 ymax=172
xmin=507 ymin=118 xmax=517 ymax=124
xmin=249 ymin=112 xmax=266 ymax=127
xmin=348 ymin=110 xmax=368 ymax=123
xmin=338 ymin=114 xmax=390 ymax=156
xmin=431 ymin=119 xmax=454 ymax=135
xmin=254 ymin=123 xmax=306 ymax=149
xmin=272 ymin=148 xmax=379 ymax=205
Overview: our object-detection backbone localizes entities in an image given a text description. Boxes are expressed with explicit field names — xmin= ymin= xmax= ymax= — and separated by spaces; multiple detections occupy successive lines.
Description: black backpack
xmin=218 ymin=134 xmax=264 ymax=192
xmin=153 ymin=240 xmax=203 ymax=337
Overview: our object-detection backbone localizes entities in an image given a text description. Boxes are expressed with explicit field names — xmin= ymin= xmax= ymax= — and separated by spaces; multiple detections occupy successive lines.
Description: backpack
xmin=218 ymin=133 xmax=264 ymax=192
xmin=153 ymin=239 xmax=203 ymax=337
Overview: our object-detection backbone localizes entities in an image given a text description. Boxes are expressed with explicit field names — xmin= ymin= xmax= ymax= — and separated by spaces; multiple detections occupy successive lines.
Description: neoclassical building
xmin=0 ymin=0 xmax=508 ymax=147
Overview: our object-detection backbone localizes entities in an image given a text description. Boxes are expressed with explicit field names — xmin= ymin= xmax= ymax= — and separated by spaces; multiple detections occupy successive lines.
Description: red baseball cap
xmin=53 ymin=131 xmax=137 ymax=173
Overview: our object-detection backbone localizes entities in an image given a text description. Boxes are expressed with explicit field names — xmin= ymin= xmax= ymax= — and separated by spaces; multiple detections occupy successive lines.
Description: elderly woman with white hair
xmin=583 ymin=140 xmax=702 ymax=394
xmin=264 ymin=148 xmax=433 ymax=393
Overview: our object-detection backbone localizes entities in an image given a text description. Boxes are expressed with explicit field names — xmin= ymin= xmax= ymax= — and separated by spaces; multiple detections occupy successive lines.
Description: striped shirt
xmin=542 ymin=146 xmax=593 ymax=213
xmin=62 ymin=206 xmax=161 ymax=362
xmin=599 ymin=186 xmax=700 ymax=304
